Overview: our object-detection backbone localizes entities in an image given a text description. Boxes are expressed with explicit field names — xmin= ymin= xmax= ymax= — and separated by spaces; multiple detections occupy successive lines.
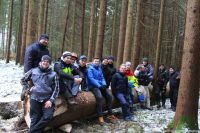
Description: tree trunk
xmin=123 ymin=0 xmax=134 ymax=62
xmin=94 ymin=0 xmax=107 ymax=59
xmin=80 ymin=0 xmax=85 ymax=55
xmin=6 ymin=0 xmax=14 ymax=63
xmin=19 ymin=0 xmax=29 ymax=65
xmin=71 ymin=0 xmax=76 ymax=51
xmin=87 ymin=0 xmax=95 ymax=62
xmin=131 ymin=0 xmax=143 ymax=69
xmin=111 ymin=0 xmax=119 ymax=59
xmin=154 ymin=0 xmax=165 ymax=79
xmin=116 ymin=0 xmax=127 ymax=67
xmin=1 ymin=28 xmax=5 ymax=59
xmin=38 ymin=0 xmax=46 ymax=36
xmin=26 ymin=0 xmax=38 ymax=46
xmin=61 ymin=0 xmax=71 ymax=53
xmin=174 ymin=0 xmax=200 ymax=130
xmin=15 ymin=0 xmax=24 ymax=65
xmin=44 ymin=0 xmax=49 ymax=33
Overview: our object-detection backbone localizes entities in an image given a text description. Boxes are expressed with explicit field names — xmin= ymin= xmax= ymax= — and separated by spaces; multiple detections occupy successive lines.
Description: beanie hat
xmin=107 ymin=56 xmax=114 ymax=61
xmin=142 ymin=57 xmax=148 ymax=62
xmin=79 ymin=55 xmax=87 ymax=60
xmin=62 ymin=51 xmax=72 ymax=58
xmin=41 ymin=55 xmax=51 ymax=63
xmin=39 ymin=34 xmax=49 ymax=40
xmin=125 ymin=61 xmax=132 ymax=67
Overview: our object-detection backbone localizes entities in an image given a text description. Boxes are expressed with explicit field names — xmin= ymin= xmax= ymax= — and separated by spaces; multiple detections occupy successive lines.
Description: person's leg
xmin=91 ymin=88 xmax=103 ymax=117
xmin=71 ymin=75 xmax=81 ymax=96
xmin=101 ymin=88 xmax=113 ymax=115
xmin=144 ymin=86 xmax=151 ymax=108
xmin=115 ymin=93 xmax=131 ymax=119
xmin=29 ymin=99 xmax=43 ymax=133
xmin=29 ymin=102 xmax=55 ymax=133
xmin=169 ymin=87 xmax=175 ymax=108
xmin=161 ymin=86 xmax=166 ymax=108
xmin=173 ymin=88 xmax=179 ymax=108
xmin=155 ymin=84 xmax=161 ymax=106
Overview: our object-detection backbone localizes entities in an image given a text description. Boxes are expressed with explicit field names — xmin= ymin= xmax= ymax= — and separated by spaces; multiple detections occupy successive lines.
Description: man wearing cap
xmin=78 ymin=55 xmax=88 ymax=91
xmin=54 ymin=51 xmax=83 ymax=105
xmin=21 ymin=55 xmax=59 ymax=133
xmin=24 ymin=34 xmax=50 ymax=73
xmin=21 ymin=34 xmax=50 ymax=101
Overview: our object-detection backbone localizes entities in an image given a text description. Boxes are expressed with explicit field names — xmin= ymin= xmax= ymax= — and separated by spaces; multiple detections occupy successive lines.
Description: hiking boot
xmin=67 ymin=98 xmax=78 ymax=105
xmin=107 ymin=115 xmax=118 ymax=123
xmin=98 ymin=116 xmax=105 ymax=125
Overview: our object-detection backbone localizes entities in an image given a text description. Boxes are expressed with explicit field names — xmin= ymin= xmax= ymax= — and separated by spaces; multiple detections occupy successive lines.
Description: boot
xmin=98 ymin=116 xmax=105 ymax=125
xmin=107 ymin=115 xmax=118 ymax=123
xmin=67 ymin=97 xmax=78 ymax=105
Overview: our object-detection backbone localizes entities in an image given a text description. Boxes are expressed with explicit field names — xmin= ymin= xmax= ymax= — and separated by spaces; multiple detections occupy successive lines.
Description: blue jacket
xmin=24 ymin=42 xmax=50 ymax=73
xmin=86 ymin=64 xmax=106 ymax=89
xmin=21 ymin=66 xmax=59 ymax=103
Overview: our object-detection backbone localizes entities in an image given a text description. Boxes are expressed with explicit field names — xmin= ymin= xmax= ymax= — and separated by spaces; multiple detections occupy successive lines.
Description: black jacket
xmin=54 ymin=60 xmax=83 ymax=91
xmin=78 ymin=65 xmax=88 ymax=91
xmin=156 ymin=69 xmax=168 ymax=86
xmin=102 ymin=64 xmax=112 ymax=88
xmin=24 ymin=42 xmax=50 ymax=73
xmin=169 ymin=71 xmax=180 ymax=90
xmin=111 ymin=72 xmax=129 ymax=94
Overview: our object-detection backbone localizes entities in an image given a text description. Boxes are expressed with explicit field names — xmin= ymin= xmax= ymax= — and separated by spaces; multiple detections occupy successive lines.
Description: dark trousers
xmin=29 ymin=99 xmax=54 ymax=133
xmin=91 ymin=88 xmax=113 ymax=116
xmin=114 ymin=92 xmax=132 ymax=118
xmin=155 ymin=84 xmax=166 ymax=106
xmin=169 ymin=88 xmax=178 ymax=108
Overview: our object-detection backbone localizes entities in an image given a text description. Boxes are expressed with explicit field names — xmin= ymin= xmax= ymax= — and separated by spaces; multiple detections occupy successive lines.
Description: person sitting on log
xmin=78 ymin=55 xmax=88 ymax=91
xmin=21 ymin=55 xmax=59 ymax=133
xmin=86 ymin=57 xmax=117 ymax=125
xmin=54 ymin=51 xmax=83 ymax=105
xmin=111 ymin=64 xmax=136 ymax=121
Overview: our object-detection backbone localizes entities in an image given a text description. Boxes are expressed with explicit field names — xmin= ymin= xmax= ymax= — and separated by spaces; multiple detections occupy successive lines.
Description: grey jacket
xmin=21 ymin=66 xmax=59 ymax=103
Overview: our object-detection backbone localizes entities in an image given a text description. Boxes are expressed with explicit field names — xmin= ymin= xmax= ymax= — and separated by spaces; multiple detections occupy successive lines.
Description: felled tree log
xmin=24 ymin=90 xmax=138 ymax=128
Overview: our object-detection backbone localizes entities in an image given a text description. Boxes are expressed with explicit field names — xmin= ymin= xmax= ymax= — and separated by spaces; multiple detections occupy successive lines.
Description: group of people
xmin=20 ymin=34 xmax=181 ymax=133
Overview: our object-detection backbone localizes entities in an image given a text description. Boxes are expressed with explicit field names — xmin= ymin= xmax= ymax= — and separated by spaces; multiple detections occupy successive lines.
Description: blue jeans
xmin=91 ymin=88 xmax=113 ymax=116
xmin=29 ymin=99 xmax=54 ymax=133
xmin=114 ymin=92 xmax=132 ymax=118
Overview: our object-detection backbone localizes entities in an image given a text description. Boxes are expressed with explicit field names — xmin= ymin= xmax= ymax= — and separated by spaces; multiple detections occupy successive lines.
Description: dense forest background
xmin=0 ymin=0 xmax=187 ymax=72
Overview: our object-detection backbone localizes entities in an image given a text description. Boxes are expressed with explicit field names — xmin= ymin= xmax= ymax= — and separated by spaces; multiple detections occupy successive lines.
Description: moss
xmin=175 ymin=116 xmax=198 ymax=131
xmin=167 ymin=120 xmax=174 ymax=130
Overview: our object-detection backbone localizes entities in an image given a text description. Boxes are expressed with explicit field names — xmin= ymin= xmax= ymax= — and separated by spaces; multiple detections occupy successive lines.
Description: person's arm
xmin=72 ymin=66 xmax=84 ymax=78
xmin=49 ymin=75 xmax=60 ymax=103
xmin=147 ymin=65 xmax=154 ymax=77
xmin=54 ymin=62 xmax=74 ymax=80
xmin=99 ymin=68 xmax=106 ymax=86
xmin=111 ymin=74 xmax=117 ymax=92
xmin=20 ymin=69 xmax=32 ymax=89
xmin=24 ymin=47 xmax=35 ymax=73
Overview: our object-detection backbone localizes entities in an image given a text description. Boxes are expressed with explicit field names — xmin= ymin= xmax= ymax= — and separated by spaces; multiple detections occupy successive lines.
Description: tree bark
xmin=44 ymin=0 xmax=49 ymax=33
xmin=38 ymin=0 xmax=46 ymax=36
xmin=154 ymin=0 xmax=165 ymax=79
xmin=61 ymin=0 xmax=71 ymax=53
xmin=15 ymin=0 xmax=24 ymax=65
xmin=94 ymin=0 xmax=107 ymax=59
xmin=123 ymin=0 xmax=134 ymax=62
xmin=71 ymin=0 xmax=76 ymax=51
xmin=111 ymin=0 xmax=119 ymax=59
xmin=6 ymin=0 xmax=14 ymax=63
xmin=19 ymin=0 xmax=29 ymax=65
xmin=26 ymin=0 xmax=38 ymax=46
xmin=116 ymin=0 xmax=127 ymax=67
xmin=80 ymin=0 xmax=85 ymax=55
xmin=131 ymin=0 xmax=143 ymax=69
xmin=174 ymin=0 xmax=200 ymax=130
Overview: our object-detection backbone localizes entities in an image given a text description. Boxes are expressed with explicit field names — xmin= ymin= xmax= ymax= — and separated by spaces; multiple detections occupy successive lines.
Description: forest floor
xmin=0 ymin=60 xmax=198 ymax=133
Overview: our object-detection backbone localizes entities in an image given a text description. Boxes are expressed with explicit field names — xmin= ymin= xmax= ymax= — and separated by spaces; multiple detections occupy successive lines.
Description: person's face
xmin=93 ymin=59 xmax=100 ymax=66
xmin=39 ymin=38 xmax=48 ymax=46
xmin=169 ymin=68 xmax=174 ymax=74
xmin=63 ymin=56 xmax=72 ymax=64
xmin=159 ymin=65 xmax=164 ymax=70
xmin=126 ymin=65 xmax=131 ymax=70
xmin=119 ymin=65 xmax=126 ymax=73
xmin=79 ymin=59 xmax=87 ymax=67
xmin=71 ymin=56 xmax=77 ymax=64
xmin=102 ymin=59 xmax=108 ymax=65
xmin=108 ymin=59 xmax=113 ymax=64
xmin=41 ymin=60 xmax=50 ymax=69
xmin=143 ymin=61 xmax=148 ymax=66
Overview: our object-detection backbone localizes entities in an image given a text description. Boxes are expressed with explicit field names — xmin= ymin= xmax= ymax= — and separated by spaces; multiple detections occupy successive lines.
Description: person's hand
xmin=45 ymin=100 xmax=52 ymax=108
xmin=74 ymin=78 xmax=82 ymax=84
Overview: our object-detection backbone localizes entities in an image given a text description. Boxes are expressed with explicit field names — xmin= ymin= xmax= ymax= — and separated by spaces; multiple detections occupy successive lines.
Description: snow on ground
xmin=0 ymin=60 xmax=199 ymax=132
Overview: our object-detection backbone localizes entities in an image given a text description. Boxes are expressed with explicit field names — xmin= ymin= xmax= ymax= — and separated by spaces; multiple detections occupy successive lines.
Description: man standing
xmin=54 ymin=51 xmax=83 ymax=105
xmin=24 ymin=34 xmax=50 ymax=73
xmin=78 ymin=55 xmax=88 ymax=91
xmin=21 ymin=55 xmax=59 ymax=133
xmin=87 ymin=57 xmax=117 ymax=125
